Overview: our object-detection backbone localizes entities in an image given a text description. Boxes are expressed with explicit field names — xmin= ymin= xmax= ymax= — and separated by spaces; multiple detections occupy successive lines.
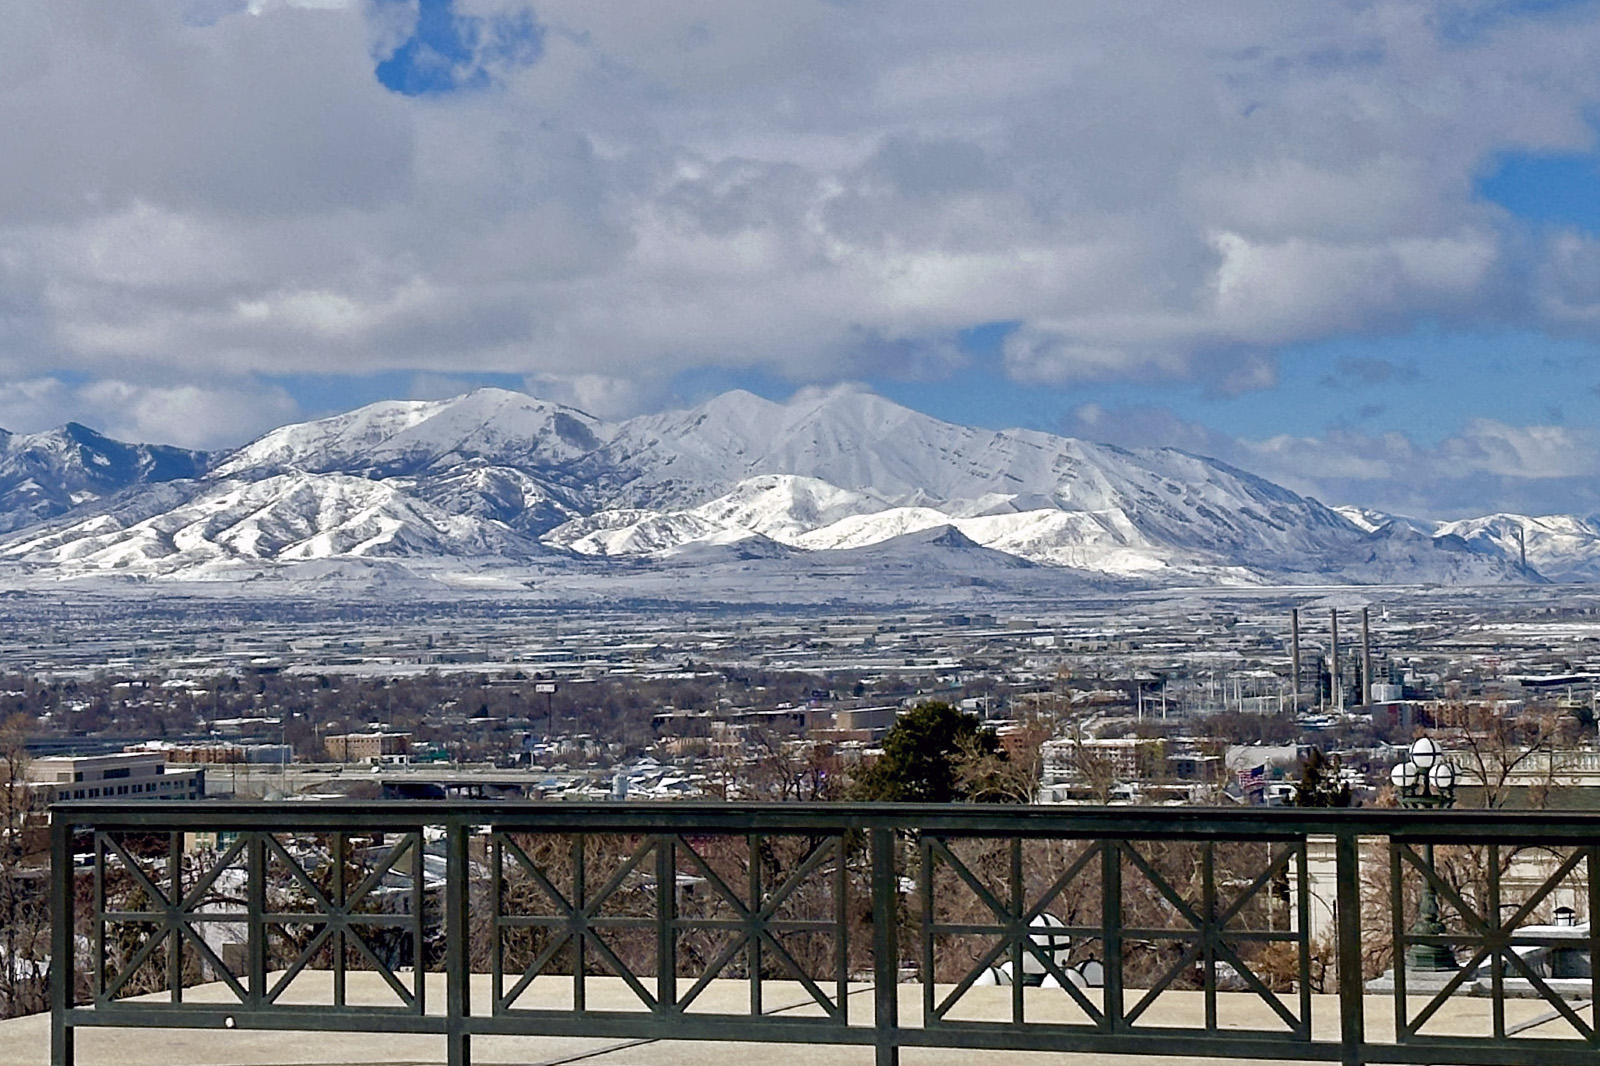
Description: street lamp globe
xmin=1429 ymin=761 xmax=1456 ymax=793
xmin=1391 ymin=761 xmax=1419 ymax=790
xmin=1409 ymin=736 xmax=1440 ymax=770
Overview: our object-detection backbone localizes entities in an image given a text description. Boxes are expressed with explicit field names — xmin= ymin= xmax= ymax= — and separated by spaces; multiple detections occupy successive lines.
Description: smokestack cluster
xmin=1330 ymin=609 xmax=1340 ymax=711
xmin=1290 ymin=608 xmax=1301 ymax=710
xmin=1361 ymin=606 xmax=1372 ymax=706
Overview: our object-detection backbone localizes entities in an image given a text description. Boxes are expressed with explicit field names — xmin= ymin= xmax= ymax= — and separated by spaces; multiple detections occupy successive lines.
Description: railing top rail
xmin=48 ymin=799 xmax=1600 ymax=840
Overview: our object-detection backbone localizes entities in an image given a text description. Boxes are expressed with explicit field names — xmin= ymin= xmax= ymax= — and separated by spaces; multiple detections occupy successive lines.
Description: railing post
xmin=1335 ymin=829 xmax=1364 ymax=1066
xmin=50 ymin=809 xmax=74 ymax=1066
xmin=870 ymin=824 xmax=899 ymax=1066
xmin=167 ymin=831 xmax=182 ymax=1004
xmin=655 ymin=832 xmax=677 ymax=1013
xmin=445 ymin=817 xmax=471 ymax=1066
xmin=247 ymin=831 xmax=266 ymax=1009
xmin=1101 ymin=839 xmax=1123 ymax=1034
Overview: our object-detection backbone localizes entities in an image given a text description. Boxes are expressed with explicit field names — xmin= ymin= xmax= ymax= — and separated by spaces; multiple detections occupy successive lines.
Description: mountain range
xmin=0 ymin=385 xmax=1585 ymax=590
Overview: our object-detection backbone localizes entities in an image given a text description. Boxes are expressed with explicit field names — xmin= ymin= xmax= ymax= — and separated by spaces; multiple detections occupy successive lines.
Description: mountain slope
xmin=1435 ymin=513 xmax=1600 ymax=582
xmin=212 ymin=389 xmax=606 ymax=535
xmin=1 ymin=473 xmax=542 ymax=577
xmin=0 ymin=423 xmax=208 ymax=533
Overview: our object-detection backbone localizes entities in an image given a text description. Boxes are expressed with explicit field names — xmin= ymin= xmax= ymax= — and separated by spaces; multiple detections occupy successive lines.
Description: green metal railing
xmin=49 ymin=802 xmax=1600 ymax=1066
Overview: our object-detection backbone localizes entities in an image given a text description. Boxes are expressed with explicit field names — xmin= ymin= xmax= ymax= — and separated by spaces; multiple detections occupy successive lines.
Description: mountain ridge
xmin=0 ymin=423 xmax=209 ymax=534
xmin=0 ymin=386 xmax=1572 ymax=587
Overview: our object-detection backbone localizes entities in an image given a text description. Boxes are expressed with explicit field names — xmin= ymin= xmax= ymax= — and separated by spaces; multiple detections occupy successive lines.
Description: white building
xmin=25 ymin=751 xmax=205 ymax=802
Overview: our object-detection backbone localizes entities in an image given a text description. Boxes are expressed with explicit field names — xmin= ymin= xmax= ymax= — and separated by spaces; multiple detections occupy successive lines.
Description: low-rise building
xmin=325 ymin=731 xmax=412 ymax=763
xmin=25 ymin=751 xmax=205 ymax=802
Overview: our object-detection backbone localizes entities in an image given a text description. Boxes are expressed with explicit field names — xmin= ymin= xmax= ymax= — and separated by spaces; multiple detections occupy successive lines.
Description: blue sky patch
xmin=1435 ymin=0 xmax=1599 ymax=42
xmin=1478 ymin=151 xmax=1600 ymax=233
xmin=375 ymin=0 xmax=543 ymax=97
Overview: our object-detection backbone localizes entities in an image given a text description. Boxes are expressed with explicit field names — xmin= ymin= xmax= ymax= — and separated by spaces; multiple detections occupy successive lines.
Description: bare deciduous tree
xmin=953 ymin=719 xmax=1052 ymax=804
xmin=0 ymin=715 xmax=48 ymax=1018
xmin=1432 ymin=700 xmax=1577 ymax=809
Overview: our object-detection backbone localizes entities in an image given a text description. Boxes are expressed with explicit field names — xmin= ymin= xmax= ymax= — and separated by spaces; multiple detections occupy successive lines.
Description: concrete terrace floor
xmin=0 ymin=974 xmax=1584 ymax=1066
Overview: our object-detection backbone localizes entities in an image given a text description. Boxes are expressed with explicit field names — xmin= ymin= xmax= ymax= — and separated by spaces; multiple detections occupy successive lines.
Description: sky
xmin=4 ymin=1 xmax=1600 ymax=519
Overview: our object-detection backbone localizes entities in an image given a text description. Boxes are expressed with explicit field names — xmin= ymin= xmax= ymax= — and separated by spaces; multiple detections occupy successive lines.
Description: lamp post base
xmin=1366 ymin=966 xmax=1462 ymax=994
xmin=1404 ymin=942 xmax=1458 ymax=973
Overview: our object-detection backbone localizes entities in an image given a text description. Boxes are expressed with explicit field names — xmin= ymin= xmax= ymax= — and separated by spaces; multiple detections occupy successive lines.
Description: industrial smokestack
xmin=1330 ymin=608 xmax=1340 ymax=712
xmin=1290 ymin=608 xmax=1301 ymax=711
xmin=1361 ymin=606 xmax=1372 ymax=707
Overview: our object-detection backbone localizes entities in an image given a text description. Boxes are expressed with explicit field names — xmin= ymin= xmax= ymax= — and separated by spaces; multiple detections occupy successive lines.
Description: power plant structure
xmin=1293 ymin=606 xmax=1378 ymax=711
xmin=1330 ymin=608 xmax=1341 ymax=711
xmin=1361 ymin=606 xmax=1373 ymax=706
xmin=1290 ymin=608 xmax=1301 ymax=710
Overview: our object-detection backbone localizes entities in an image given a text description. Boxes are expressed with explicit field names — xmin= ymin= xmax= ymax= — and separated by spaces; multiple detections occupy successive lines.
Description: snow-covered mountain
xmin=1333 ymin=505 xmax=1433 ymax=536
xmin=0 ymin=423 xmax=207 ymax=534
xmin=212 ymin=389 xmax=607 ymax=479
xmin=1435 ymin=513 xmax=1600 ymax=582
xmin=1329 ymin=508 xmax=1600 ymax=584
xmin=0 ymin=473 xmax=541 ymax=579
xmin=0 ymin=385 xmax=1569 ymax=587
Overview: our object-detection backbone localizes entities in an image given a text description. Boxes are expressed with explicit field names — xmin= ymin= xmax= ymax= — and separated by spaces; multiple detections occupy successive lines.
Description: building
xmin=126 ymin=741 xmax=292 ymax=765
xmin=1042 ymin=736 xmax=1162 ymax=782
xmin=324 ymin=731 xmax=412 ymax=763
xmin=827 ymin=705 xmax=901 ymax=740
xmin=25 ymin=751 xmax=205 ymax=802
xmin=1036 ymin=736 xmax=1224 ymax=804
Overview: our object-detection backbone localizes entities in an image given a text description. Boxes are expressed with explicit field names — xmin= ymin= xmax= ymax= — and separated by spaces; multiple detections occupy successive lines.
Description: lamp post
xmin=1390 ymin=736 xmax=1458 ymax=972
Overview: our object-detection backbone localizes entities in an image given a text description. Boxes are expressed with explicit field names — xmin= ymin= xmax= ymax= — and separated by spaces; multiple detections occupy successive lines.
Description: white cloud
xmin=1443 ymin=418 xmax=1598 ymax=480
xmin=1060 ymin=402 xmax=1600 ymax=519
xmin=77 ymin=381 xmax=299 ymax=449
xmin=1537 ymin=229 xmax=1600 ymax=327
xmin=521 ymin=373 xmax=657 ymax=420
xmin=0 ymin=378 xmax=76 ymax=434
xmin=4 ymin=1 xmax=1600 ymax=424
xmin=0 ymin=377 xmax=297 ymax=450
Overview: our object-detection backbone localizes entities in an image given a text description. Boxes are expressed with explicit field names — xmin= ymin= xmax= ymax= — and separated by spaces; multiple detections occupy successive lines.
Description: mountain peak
xmin=0 ymin=423 xmax=208 ymax=535
xmin=213 ymin=387 xmax=610 ymax=480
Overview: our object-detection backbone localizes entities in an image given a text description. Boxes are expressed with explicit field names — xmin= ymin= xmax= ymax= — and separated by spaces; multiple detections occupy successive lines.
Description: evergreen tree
xmin=850 ymin=701 xmax=1001 ymax=802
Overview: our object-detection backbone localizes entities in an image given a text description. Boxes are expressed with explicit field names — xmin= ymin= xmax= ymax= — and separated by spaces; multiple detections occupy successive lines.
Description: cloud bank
xmin=2 ymin=0 xmax=1600 ymax=515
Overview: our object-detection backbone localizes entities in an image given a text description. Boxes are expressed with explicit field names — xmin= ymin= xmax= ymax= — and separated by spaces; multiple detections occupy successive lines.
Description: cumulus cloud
xmin=1537 ymin=230 xmax=1600 ymax=327
xmin=0 ymin=376 xmax=296 ymax=450
xmin=1061 ymin=402 xmax=1600 ymax=519
xmin=1442 ymin=418 xmax=1597 ymax=479
xmin=77 ymin=380 xmax=300 ymax=449
xmin=520 ymin=372 xmax=657 ymax=420
xmin=5 ymin=1 xmax=1600 ymax=443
